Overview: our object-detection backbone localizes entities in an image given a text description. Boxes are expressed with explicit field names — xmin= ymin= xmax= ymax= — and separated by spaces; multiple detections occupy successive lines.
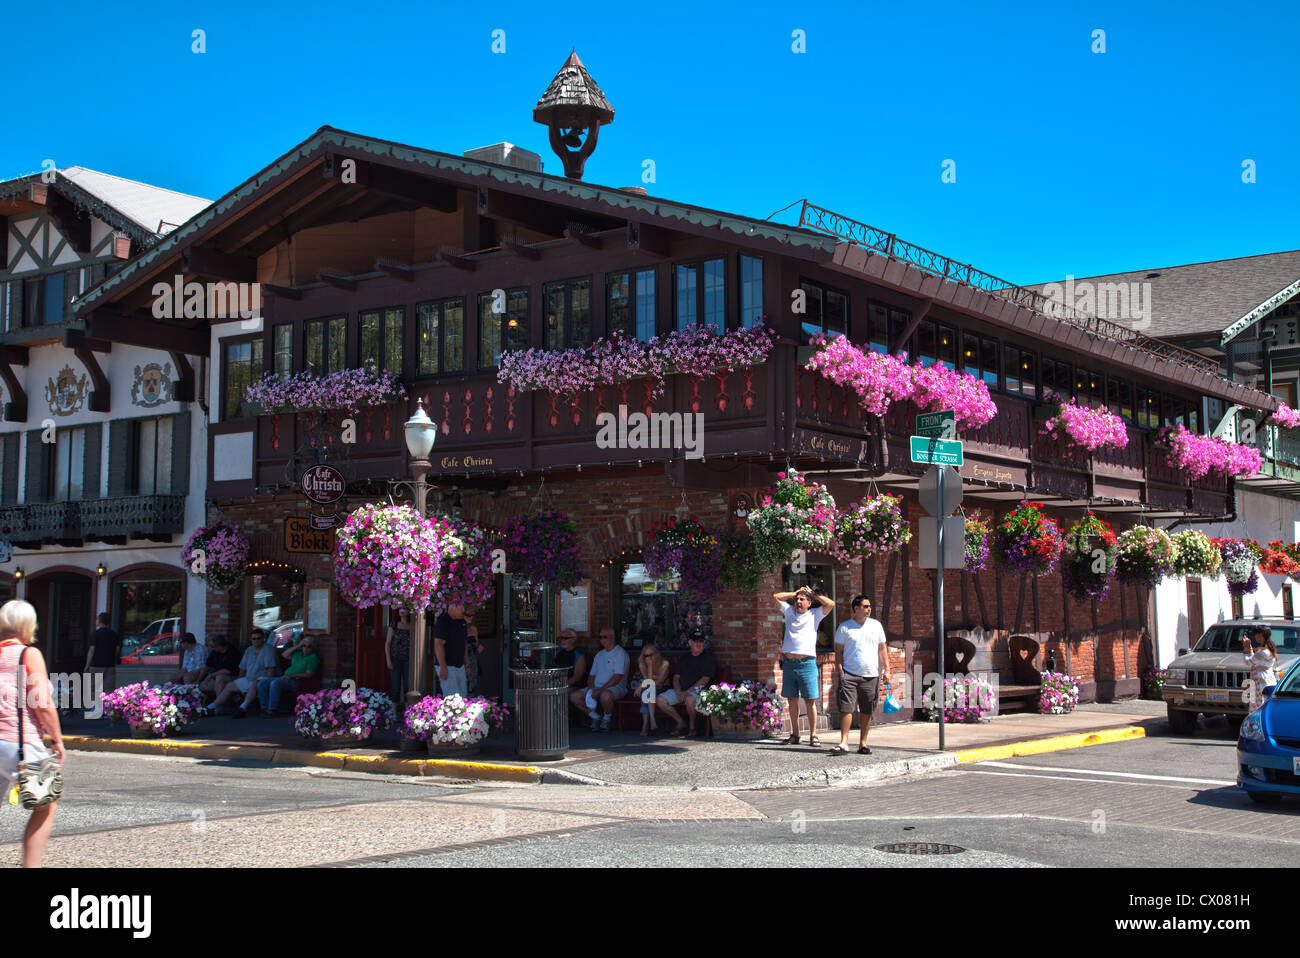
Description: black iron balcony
xmin=81 ymin=495 xmax=187 ymax=542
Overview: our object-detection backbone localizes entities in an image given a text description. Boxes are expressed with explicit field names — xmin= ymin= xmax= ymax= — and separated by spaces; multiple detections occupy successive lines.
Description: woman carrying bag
xmin=0 ymin=599 xmax=65 ymax=867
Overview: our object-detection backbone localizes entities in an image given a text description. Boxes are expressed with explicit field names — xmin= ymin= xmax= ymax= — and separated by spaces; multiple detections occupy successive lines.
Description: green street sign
xmin=915 ymin=409 xmax=956 ymax=439
xmin=910 ymin=435 xmax=964 ymax=466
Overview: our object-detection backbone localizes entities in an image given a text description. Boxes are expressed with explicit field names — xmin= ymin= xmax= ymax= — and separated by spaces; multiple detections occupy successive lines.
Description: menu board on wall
xmin=559 ymin=580 xmax=591 ymax=635
xmin=305 ymin=585 xmax=332 ymax=632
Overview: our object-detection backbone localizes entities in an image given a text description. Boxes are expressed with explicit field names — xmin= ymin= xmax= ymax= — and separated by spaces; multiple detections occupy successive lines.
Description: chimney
xmin=463 ymin=142 xmax=544 ymax=173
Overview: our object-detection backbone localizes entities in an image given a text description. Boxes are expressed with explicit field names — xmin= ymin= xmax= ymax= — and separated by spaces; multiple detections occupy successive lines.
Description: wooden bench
xmin=945 ymin=631 xmax=1040 ymax=713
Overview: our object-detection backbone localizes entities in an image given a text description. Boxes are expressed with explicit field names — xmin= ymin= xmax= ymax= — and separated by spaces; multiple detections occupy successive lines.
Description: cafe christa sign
xmin=300 ymin=464 xmax=346 ymax=504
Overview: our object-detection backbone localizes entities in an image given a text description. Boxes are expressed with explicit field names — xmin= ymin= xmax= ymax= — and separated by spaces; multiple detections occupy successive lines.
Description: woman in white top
xmin=0 ymin=599 xmax=65 ymax=867
xmin=1242 ymin=626 xmax=1281 ymax=710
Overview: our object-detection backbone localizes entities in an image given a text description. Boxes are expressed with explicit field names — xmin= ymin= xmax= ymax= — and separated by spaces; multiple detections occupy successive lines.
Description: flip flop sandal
xmin=785 ymin=734 xmax=801 ymax=745
xmin=858 ymin=746 xmax=872 ymax=755
xmin=829 ymin=745 xmax=848 ymax=755
xmin=808 ymin=736 xmax=821 ymax=747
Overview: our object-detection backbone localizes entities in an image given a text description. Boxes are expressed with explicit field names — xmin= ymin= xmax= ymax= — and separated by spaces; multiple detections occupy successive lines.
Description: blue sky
xmin=6 ymin=0 xmax=1296 ymax=283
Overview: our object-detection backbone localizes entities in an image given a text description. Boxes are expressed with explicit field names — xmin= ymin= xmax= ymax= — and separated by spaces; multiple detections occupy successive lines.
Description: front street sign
xmin=910 ymin=436 xmax=964 ymax=466
xmin=915 ymin=409 xmax=956 ymax=439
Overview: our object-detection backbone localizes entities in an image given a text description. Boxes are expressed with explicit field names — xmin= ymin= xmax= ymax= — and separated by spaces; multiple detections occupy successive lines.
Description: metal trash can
xmin=512 ymin=664 xmax=570 ymax=761
xmin=513 ymin=639 xmax=558 ymax=671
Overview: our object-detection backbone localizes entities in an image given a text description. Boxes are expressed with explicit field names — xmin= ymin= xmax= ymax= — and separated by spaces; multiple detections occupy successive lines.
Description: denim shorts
xmin=780 ymin=657 xmax=819 ymax=700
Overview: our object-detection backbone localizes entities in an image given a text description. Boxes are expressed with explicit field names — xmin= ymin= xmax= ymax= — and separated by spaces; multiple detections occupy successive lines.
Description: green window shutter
xmin=169 ymin=411 xmax=190 ymax=495
xmin=24 ymin=429 xmax=49 ymax=503
xmin=107 ymin=419 xmax=131 ymax=497
xmin=82 ymin=422 xmax=102 ymax=498
xmin=9 ymin=280 xmax=22 ymax=331
xmin=1 ymin=433 xmax=18 ymax=503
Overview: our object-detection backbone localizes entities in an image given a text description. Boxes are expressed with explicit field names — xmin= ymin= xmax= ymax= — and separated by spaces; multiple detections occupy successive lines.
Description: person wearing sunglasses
xmin=830 ymin=594 xmax=890 ymax=755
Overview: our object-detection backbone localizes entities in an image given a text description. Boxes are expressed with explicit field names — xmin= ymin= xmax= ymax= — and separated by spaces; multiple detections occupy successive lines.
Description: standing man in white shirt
xmin=773 ymin=585 xmax=833 ymax=746
xmin=830 ymin=594 xmax=890 ymax=755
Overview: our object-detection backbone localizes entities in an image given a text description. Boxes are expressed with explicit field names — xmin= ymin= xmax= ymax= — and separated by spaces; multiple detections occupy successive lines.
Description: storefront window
xmin=618 ymin=562 xmax=711 ymax=651
xmin=242 ymin=566 xmax=306 ymax=644
xmin=782 ymin=561 xmax=836 ymax=650
xmin=116 ymin=578 xmax=184 ymax=667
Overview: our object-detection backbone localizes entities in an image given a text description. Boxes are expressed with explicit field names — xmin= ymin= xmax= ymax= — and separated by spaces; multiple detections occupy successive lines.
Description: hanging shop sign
xmin=301 ymin=464 xmax=346 ymax=504
xmin=309 ymin=512 xmax=340 ymax=530
xmin=285 ymin=517 xmax=336 ymax=554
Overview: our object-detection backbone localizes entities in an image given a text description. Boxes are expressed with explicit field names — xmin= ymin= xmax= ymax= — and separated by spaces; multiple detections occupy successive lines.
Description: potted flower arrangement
xmin=333 ymin=504 xmax=448 ymax=612
xmin=747 ymin=469 xmax=838 ymax=569
xmin=1155 ymin=423 xmax=1263 ymax=480
xmin=1214 ymin=538 xmax=1261 ymax=598
xmin=244 ymin=358 xmax=406 ymax=415
xmin=496 ymin=511 xmax=584 ymax=592
xmin=1039 ymin=672 xmax=1080 ymax=714
xmin=1060 ymin=513 xmax=1118 ymax=600
xmin=402 ymin=694 xmax=508 ymax=755
xmin=1039 ymin=393 xmax=1129 ymax=452
xmin=697 ymin=681 xmax=783 ymax=739
xmin=642 ymin=517 xmax=725 ymax=602
xmin=964 ymin=514 xmax=991 ymax=574
xmin=1141 ymin=667 xmax=1167 ymax=701
xmin=181 ymin=521 xmax=250 ymax=592
xmin=427 ymin=515 xmax=496 ymax=615
xmin=920 ymin=674 xmax=997 ymax=723
xmin=102 ymin=682 xmax=204 ymax=737
xmin=1171 ymin=529 xmax=1223 ymax=578
xmin=992 ymin=502 xmax=1063 ymax=576
xmin=1115 ymin=525 xmax=1176 ymax=588
xmin=831 ymin=494 xmax=912 ymax=562
xmin=1269 ymin=402 xmax=1300 ymax=430
xmin=293 ymin=687 xmax=395 ymax=746
xmin=719 ymin=532 xmax=767 ymax=593
xmin=1261 ymin=541 xmax=1299 ymax=578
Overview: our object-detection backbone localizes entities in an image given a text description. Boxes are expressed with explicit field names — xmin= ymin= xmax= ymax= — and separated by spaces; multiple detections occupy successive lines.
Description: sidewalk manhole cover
xmin=874 ymin=842 xmax=966 ymax=855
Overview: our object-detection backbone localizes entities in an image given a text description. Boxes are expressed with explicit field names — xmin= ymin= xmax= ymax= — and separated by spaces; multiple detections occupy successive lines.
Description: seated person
xmin=202 ymin=628 xmax=278 ymax=718
xmin=170 ymin=633 xmax=207 ymax=685
xmin=657 ymin=632 xmax=716 ymax=736
xmin=567 ymin=629 xmax=629 ymax=731
xmin=555 ymin=630 xmax=588 ymax=689
xmin=257 ymin=635 xmax=320 ymax=716
xmin=197 ymin=635 xmax=240 ymax=702
xmin=635 ymin=642 xmax=671 ymax=736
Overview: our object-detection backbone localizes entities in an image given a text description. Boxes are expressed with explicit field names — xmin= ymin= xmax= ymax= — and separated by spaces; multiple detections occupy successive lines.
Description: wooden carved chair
xmin=944 ymin=633 xmax=978 ymax=676
xmin=1008 ymin=634 xmax=1042 ymax=687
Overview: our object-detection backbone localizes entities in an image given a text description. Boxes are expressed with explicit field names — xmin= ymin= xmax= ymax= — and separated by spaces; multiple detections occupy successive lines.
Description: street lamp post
xmin=403 ymin=399 xmax=437 ymax=705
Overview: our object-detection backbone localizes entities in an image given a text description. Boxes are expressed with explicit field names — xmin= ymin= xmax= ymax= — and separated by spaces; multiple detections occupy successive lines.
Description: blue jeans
xmin=257 ymin=676 xmax=298 ymax=712
xmin=390 ymin=658 xmax=409 ymax=708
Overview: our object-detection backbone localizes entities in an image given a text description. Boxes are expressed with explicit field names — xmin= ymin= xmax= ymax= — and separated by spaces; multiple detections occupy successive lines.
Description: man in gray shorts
xmin=830 ymin=594 xmax=890 ymax=755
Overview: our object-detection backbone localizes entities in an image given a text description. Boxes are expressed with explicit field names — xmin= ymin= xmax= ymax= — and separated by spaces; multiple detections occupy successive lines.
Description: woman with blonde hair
xmin=636 ymin=642 xmax=672 ymax=736
xmin=0 ymin=598 xmax=65 ymax=867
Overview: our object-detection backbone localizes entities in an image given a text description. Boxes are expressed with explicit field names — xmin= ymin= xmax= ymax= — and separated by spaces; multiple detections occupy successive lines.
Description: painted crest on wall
xmin=45 ymin=365 xmax=89 ymax=416
xmin=131 ymin=362 xmax=174 ymax=407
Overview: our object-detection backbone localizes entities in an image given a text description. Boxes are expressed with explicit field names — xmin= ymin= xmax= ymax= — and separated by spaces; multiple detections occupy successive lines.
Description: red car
xmin=119 ymin=618 xmax=182 ymax=666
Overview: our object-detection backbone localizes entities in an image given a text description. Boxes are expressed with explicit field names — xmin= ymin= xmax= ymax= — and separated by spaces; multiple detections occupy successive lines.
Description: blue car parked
xmin=1236 ymin=662 xmax=1300 ymax=804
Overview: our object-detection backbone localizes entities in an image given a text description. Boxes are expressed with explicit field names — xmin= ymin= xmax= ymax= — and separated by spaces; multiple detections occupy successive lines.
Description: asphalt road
xmin=5 ymin=714 xmax=1294 ymax=868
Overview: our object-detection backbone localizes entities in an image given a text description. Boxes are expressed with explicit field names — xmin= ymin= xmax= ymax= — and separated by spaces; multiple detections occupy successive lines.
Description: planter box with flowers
xmin=1171 ymin=529 xmax=1223 ymax=579
xmin=1039 ymin=672 xmax=1080 ymax=714
xmin=102 ymin=682 xmax=203 ymax=737
xmin=1039 ymin=393 xmax=1129 ymax=452
xmin=1115 ymin=525 xmax=1176 ymax=588
xmin=697 ymin=681 xmax=783 ymax=739
xmin=181 ymin=521 xmax=250 ymax=592
xmin=831 ymin=494 xmax=912 ymax=563
xmin=496 ymin=511 xmax=584 ymax=593
xmin=244 ymin=358 xmax=406 ymax=415
xmin=993 ymin=502 xmax=1063 ymax=576
xmin=643 ymin=517 xmax=723 ymax=602
xmin=293 ymin=687 xmax=395 ymax=745
xmin=1060 ymin=513 xmax=1118 ymax=600
xmin=920 ymin=675 xmax=997 ymax=722
xmin=1155 ymin=423 xmax=1263 ymax=480
xmin=333 ymin=504 xmax=449 ymax=612
xmin=401 ymin=694 xmax=510 ymax=755
xmin=747 ymin=469 xmax=838 ymax=570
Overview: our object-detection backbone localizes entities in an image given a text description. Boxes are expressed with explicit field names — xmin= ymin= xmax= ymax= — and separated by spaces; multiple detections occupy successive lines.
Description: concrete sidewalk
xmin=58 ymin=700 xmax=1166 ymax=790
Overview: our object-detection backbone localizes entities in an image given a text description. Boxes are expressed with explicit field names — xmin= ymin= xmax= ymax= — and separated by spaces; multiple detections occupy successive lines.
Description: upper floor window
xmin=1074 ymin=368 xmax=1103 ymax=403
xmin=305 ymin=316 xmax=346 ymax=376
xmin=962 ymin=331 xmax=1000 ymax=389
xmin=1003 ymin=345 xmax=1037 ymax=398
xmin=52 ymin=426 xmax=87 ymax=501
xmin=1108 ymin=378 xmax=1134 ymax=422
xmin=916 ymin=320 xmax=957 ymax=369
xmin=129 ymin=417 xmax=175 ymax=496
xmin=608 ymin=269 xmax=656 ymax=341
xmin=272 ymin=324 xmax=293 ymax=379
xmin=675 ymin=259 xmax=725 ymax=333
xmin=867 ymin=302 xmax=911 ymax=355
xmin=1043 ymin=358 xmax=1073 ymax=398
xmin=740 ymin=256 xmax=764 ymax=328
xmin=798 ymin=279 xmax=848 ymax=342
xmin=479 ymin=288 xmax=529 ymax=370
xmin=417 ymin=298 xmax=464 ymax=376
xmin=545 ymin=277 xmax=592 ymax=349
xmin=223 ymin=338 xmax=263 ymax=420
xmin=359 ymin=307 xmax=404 ymax=375
xmin=1135 ymin=386 xmax=1161 ymax=430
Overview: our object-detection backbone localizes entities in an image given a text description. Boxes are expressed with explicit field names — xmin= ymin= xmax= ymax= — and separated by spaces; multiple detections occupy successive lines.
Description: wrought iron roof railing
xmin=797 ymin=200 xmax=1222 ymax=377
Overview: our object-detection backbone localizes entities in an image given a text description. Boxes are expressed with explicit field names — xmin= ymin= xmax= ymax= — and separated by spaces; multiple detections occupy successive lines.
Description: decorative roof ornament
xmin=532 ymin=50 xmax=614 ymax=180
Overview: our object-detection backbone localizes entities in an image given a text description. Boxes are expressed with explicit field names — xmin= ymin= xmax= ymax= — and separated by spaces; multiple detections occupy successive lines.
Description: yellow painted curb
xmin=422 ymin=758 xmax=543 ymax=784
xmin=956 ymin=725 xmax=1145 ymax=763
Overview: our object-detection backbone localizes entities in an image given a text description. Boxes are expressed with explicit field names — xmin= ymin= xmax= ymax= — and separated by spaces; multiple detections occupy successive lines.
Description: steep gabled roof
xmin=58 ymin=167 xmax=210 ymax=236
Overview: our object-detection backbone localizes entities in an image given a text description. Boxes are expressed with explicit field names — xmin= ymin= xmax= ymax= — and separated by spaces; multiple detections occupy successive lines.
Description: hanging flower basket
xmin=1214 ymin=538 xmax=1260 ymax=597
xmin=181 ymin=522 xmax=250 ymax=592
xmin=497 ymin=511 xmax=584 ymax=593
xmin=245 ymin=358 xmax=406 ymax=414
xmin=1261 ymin=541 xmax=1300 ymax=578
xmin=103 ymin=682 xmax=203 ymax=737
xmin=1039 ymin=393 xmax=1128 ymax=452
xmin=719 ymin=532 xmax=767 ymax=593
xmin=1269 ymin=403 xmax=1300 ymax=430
xmin=1060 ymin=514 xmax=1118 ymax=600
xmin=333 ymin=504 xmax=448 ymax=612
xmin=831 ymin=495 xmax=912 ymax=562
xmin=1155 ymin=424 xmax=1262 ymax=480
xmin=747 ymin=469 xmax=838 ymax=569
xmin=643 ymin=518 xmax=723 ymax=603
xmin=427 ymin=515 xmax=495 ymax=615
xmin=293 ymin=687 xmax=395 ymax=743
xmin=1115 ymin=526 xmax=1176 ymax=588
xmin=992 ymin=503 xmax=1063 ymax=576
xmin=963 ymin=514 xmax=991 ymax=574
xmin=1171 ymin=530 xmax=1222 ymax=578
